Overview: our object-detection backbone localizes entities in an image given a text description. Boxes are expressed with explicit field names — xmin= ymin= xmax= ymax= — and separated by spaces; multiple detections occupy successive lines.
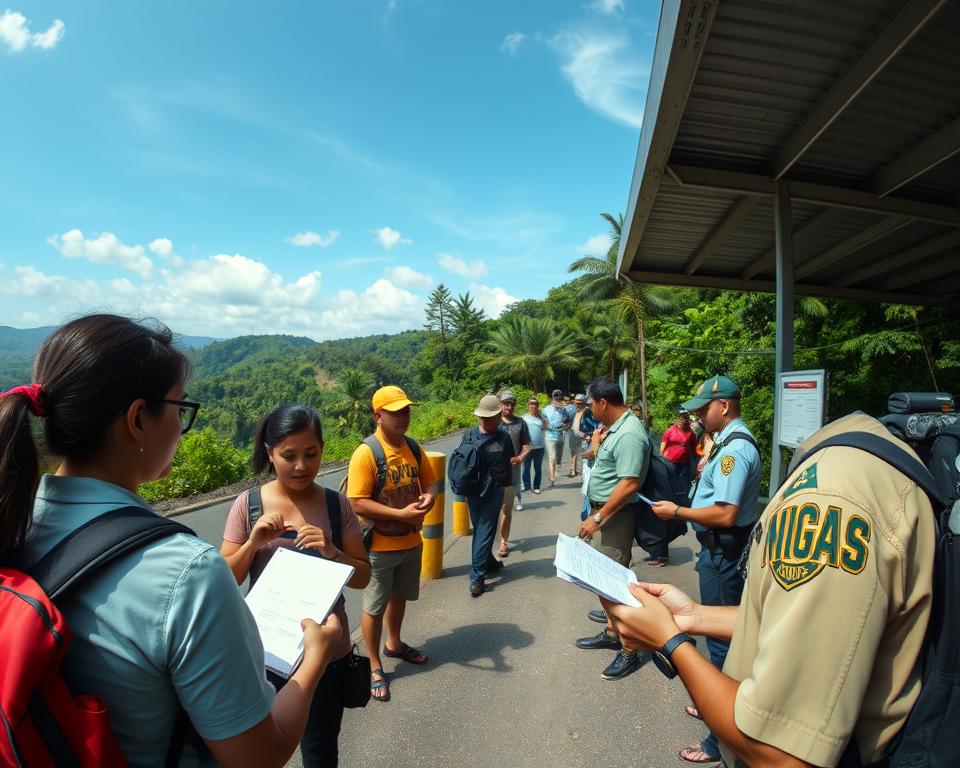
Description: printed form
xmin=554 ymin=533 xmax=642 ymax=607
xmin=245 ymin=547 xmax=354 ymax=678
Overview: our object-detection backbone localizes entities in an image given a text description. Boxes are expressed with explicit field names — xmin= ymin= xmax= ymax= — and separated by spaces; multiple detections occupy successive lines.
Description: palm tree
xmin=481 ymin=317 xmax=581 ymax=393
xmin=590 ymin=312 xmax=637 ymax=378
xmin=333 ymin=367 xmax=375 ymax=433
xmin=569 ymin=211 xmax=673 ymax=414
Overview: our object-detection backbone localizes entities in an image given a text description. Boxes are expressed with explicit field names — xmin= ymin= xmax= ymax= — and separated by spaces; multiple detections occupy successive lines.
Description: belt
xmin=589 ymin=500 xmax=605 ymax=510
xmin=696 ymin=527 xmax=752 ymax=555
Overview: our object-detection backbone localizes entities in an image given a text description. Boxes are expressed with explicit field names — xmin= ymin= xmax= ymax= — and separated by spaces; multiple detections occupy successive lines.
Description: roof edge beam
xmin=624 ymin=270 xmax=953 ymax=307
xmin=616 ymin=0 xmax=719 ymax=277
xmin=669 ymin=164 xmax=960 ymax=226
xmin=684 ymin=196 xmax=759 ymax=276
xmin=835 ymin=228 xmax=960 ymax=287
xmin=772 ymin=0 xmax=947 ymax=179
xmin=794 ymin=216 xmax=913 ymax=280
xmin=873 ymin=117 xmax=960 ymax=197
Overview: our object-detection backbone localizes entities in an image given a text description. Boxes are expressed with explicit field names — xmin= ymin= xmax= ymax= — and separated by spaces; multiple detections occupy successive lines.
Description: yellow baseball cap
xmin=372 ymin=385 xmax=417 ymax=412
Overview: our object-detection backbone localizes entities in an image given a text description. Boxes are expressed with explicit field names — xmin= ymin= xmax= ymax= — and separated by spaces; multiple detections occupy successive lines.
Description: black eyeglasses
xmin=157 ymin=399 xmax=201 ymax=434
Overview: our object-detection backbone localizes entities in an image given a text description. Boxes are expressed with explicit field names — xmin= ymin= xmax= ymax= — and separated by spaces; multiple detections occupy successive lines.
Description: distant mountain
xmin=174 ymin=334 xmax=220 ymax=351
xmin=188 ymin=334 xmax=318 ymax=379
xmin=0 ymin=325 xmax=57 ymax=356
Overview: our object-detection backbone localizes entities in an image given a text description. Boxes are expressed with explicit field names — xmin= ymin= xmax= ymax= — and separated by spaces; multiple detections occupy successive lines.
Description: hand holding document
xmin=554 ymin=533 xmax=642 ymax=607
xmin=245 ymin=547 xmax=354 ymax=678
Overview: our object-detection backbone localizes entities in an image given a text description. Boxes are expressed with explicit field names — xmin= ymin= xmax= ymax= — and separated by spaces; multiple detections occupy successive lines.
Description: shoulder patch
xmin=784 ymin=463 xmax=818 ymax=498
xmin=762 ymin=502 xmax=871 ymax=591
xmin=720 ymin=455 xmax=735 ymax=476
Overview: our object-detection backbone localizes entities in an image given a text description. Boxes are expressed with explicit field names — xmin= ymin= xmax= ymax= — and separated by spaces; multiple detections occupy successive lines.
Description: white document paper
xmin=554 ymin=533 xmax=642 ymax=607
xmin=244 ymin=547 xmax=355 ymax=678
xmin=637 ymin=493 xmax=655 ymax=506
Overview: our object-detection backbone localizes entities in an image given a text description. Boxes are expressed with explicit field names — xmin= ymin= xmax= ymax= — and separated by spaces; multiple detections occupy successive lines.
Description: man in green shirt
xmin=574 ymin=375 xmax=651 ymax=680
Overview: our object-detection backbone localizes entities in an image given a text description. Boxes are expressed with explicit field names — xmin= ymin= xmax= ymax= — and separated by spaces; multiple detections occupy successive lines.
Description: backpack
xmin=338 ymin=433 xmax=423 ymax=548
xmin=634 ymin=435 xmax=691 ymax=551
xmin=449 ymin=428 xmax=509 ymax=497
xmin=1 ymin=506 xmax=194 ymax=767
xmin=788 ymin=426 xmax=957 ymax=768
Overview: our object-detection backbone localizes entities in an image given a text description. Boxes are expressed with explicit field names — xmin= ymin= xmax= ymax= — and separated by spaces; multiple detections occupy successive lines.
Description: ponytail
xmin=0 ymin=395 xmax=42 ymax=555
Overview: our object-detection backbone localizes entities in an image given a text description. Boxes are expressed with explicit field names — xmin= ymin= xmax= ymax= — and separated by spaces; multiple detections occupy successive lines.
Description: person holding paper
xmin=3 ymin=314 xmax=343 ymax=768
xmin=602 ymin=413 xmax=935 ymax=768
xmin=221 ymin=404 xmax=370 ymax=768
xmin=574 ymin=375 xmax=650 ymax=681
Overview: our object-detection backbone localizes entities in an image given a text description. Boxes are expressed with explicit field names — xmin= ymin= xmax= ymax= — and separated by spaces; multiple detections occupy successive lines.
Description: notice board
xmin=775 ymin=370 xmax=827 ymax=448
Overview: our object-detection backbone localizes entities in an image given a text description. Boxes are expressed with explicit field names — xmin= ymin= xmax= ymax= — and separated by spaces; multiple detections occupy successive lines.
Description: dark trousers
xmin=467 ymin=485 xmax=505 ymax=585
xmin=522 ymin=447 xmax=544 ymax=491
xmin=268 ymin=652 xmax=349 ymax=767
xmin=695 ymin=546 xmax=745 ymax=757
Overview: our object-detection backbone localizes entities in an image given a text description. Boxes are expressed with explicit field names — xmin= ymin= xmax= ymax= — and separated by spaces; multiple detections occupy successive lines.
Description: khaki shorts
xmin=590 ymin=503 xmax=635 ymax=568
xmin=363 ymin=544 xmax=423 ymax=615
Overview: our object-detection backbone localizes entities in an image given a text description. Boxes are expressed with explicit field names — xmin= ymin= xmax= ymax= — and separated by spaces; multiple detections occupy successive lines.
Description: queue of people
xmin=1 ymin=311 xmax=939 ymax=768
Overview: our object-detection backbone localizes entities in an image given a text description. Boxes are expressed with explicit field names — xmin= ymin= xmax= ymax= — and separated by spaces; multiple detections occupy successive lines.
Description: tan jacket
xmin=721 ymin=413 xmax=935 ymax=767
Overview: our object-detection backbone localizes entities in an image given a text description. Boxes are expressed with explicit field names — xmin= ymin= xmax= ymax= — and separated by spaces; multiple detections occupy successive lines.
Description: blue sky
xmin=0 ymin=0 xmax=659 ymax=340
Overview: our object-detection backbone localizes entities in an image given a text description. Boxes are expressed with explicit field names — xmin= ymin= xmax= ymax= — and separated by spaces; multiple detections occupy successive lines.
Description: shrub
xmin=140 ymin=427 xmax=250 ymax=502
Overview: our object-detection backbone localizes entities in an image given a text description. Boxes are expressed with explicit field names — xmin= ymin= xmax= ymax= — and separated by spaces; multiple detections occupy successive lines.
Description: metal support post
xmin=770 ymin=181 xmax=795 ymax=495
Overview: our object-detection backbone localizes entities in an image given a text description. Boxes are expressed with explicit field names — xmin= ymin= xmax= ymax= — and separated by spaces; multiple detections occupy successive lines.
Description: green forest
xmin=6 ymin=214 xmax=959 ymax=503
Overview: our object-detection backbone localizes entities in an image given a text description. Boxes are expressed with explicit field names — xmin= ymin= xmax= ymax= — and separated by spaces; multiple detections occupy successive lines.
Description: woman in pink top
xmin=221 ymin=404 xmax=371 ymax=768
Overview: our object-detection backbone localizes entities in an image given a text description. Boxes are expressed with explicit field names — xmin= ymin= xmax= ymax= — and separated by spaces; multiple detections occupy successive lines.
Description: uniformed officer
xmin=602 ymin=412 xmax=935 ymax=767
xmin=651 ymin=374 xmax=761 ymax=764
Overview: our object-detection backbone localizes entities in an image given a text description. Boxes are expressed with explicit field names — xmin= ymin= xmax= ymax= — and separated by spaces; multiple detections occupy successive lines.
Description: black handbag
xmin=341 ymin=646 xmax=372 ymax=708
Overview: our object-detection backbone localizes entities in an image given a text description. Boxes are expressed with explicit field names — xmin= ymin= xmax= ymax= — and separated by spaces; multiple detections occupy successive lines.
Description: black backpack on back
xmin=634 ymin=446 xmax=691 ymax=551
xmin=448 ymin=428 xmax=487 ymax=497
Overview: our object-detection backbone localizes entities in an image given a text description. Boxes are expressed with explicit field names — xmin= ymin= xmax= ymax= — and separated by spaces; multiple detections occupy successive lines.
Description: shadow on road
xmin=389 ymin=622 xmax=536 ymax=680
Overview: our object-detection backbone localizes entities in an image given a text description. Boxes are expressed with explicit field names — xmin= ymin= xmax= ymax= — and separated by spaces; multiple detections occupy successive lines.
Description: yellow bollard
xmin=452 ymin=494 xmax=471 ymax=536
xmin=420 ymin=451 xmax=446 ymax=579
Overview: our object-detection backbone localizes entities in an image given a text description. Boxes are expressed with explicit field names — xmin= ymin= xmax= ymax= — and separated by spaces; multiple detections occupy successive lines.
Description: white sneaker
xmin=533 ymin=489 xmax=542 ymax=494
xmin=515 ymin=502 xmax=524 ymax=511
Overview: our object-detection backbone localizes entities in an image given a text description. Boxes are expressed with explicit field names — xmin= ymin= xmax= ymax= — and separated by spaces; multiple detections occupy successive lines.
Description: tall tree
xmin=424 ymin=283 xmax=455 ymax=371
xmin=333 ymin=367 xmax=375 ymax=433
xmin=449 ymin=292 xmax=487 ymax=341
xmin=481 ymin=317 xmax=580 ymax=393
xmin=568 ymin=211 xmax=673 ymax=414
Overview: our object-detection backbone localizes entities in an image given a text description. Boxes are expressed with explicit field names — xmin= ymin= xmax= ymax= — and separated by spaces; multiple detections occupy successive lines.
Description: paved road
xmin=170 ymin=431 xmax=465 ymax=630
xmin=172 ymin=435 xmax=710 ymax=767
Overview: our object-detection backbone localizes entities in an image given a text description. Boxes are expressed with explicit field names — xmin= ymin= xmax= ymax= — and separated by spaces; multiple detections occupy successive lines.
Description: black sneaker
xmin=470 ymin=581 xmax=485 ymax=598
xmin=601 ymin=651 xmax=646 ymax=680
xmin=587 ymin=609 xmax=607 ymax=624
xmin=575 ymin=629 xmax=622 ymax=650
xmin=488 ymin=559 xmax=504 ymax=572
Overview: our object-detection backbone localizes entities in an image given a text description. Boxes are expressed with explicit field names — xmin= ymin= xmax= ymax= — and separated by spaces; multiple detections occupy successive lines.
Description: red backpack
xmin=1 ymin=506 xmax=193 ymax=767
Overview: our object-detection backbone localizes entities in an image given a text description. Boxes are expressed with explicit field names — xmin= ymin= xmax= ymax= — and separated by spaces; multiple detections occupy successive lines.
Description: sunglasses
xmin=157 ymin=398 xmax=201 ymax=434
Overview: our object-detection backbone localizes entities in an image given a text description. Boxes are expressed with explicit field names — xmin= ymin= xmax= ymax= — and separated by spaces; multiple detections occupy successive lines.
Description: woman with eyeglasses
xmin=221 ymin=404 xmax=371 ymax=767
xmin=0 ymin=314 xmax=342 ymax=767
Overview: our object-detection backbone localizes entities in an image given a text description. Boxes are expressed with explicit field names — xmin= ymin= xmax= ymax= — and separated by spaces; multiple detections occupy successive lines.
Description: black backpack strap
xmin=324 ymin=487 xmax=343 ymax=550
xmin=790 ymin=431 xmax=945 ymax=511
xmin=722 ymin=431 xmax=759 ymax=452
xmin=404 ymin=435 xmax=422 ymax=466
xmin=247 ymin=485 xmax=262 ymax=534
xmin=363 ymin=434 xmax=388 ymax=501
xmin=29 ymin=506 xmax=194 ymax=600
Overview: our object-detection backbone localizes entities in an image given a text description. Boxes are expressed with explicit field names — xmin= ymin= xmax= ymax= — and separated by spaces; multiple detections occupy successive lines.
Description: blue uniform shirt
xmin=691 ymin=417 xmax=762 ymax=531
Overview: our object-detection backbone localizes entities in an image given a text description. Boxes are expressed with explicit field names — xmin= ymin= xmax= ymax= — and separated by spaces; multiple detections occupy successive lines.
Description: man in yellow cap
xmin=348 ymin=385 xmax=439 ymax=702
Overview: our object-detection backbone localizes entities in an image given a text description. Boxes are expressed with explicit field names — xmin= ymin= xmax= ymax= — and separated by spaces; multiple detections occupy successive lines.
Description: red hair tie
xmin=0 ymin=383 xmax=46 ymax=417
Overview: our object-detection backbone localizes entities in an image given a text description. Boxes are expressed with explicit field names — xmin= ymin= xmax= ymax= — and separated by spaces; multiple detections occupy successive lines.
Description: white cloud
xmin=0 ymin=11 xmax=64 ymax=53
xmin=438 ymin=252 xmax=488 ymax=279
xmin=48 ymin=229 xmax=154 ymax=279
xmin=285 ymin=229 xmax=340 ymax=248
xmin=579 ymin=233 xmax=611 ymax=256
xmin=385 ymin=265 xmax=433 ymax=290
xmin=469 ymin=283 xmax=518 ymax=319
xmin=148 ymin=238 xmax=184 ymax=266
xmin=588 ymin=0 xmax=624 ymax=16
xmin=375 ymin=226 xmax=412 ymax=250
xmin=501 ymin=32 xmax=526 ymax=56
xmin=550 ymin=31 xmax=648 ymax=129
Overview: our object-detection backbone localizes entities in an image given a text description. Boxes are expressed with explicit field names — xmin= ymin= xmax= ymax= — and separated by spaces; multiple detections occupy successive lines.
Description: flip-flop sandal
xmin=370 ymin=668 xmax=390 ymax=702
xmin=383 ymin=642 xmax=428 ymax=665
xmin=678 ymin=742 xmax=720 ymax=763
xmin=684 ymin=704 xmax=703 ymax=720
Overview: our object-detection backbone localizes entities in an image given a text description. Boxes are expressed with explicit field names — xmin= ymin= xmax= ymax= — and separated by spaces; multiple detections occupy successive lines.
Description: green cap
xmin=681 ymin=375 xmax=741 ymax=411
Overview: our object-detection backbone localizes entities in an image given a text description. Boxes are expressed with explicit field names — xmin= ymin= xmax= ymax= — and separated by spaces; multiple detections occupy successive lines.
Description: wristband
xmin=673 ymin=505 xmax=682 ymax=519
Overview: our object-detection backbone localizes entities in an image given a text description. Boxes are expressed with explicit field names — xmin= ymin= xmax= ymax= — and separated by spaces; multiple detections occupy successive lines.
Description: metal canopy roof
xmin=617 ymin=0 xmax=960 ymax=306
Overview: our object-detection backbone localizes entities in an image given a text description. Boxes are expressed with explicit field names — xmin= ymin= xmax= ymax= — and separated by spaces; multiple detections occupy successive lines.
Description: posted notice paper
xmin=554 ymin=533 xmax=642 ymax=607
xmin=244 ymin=547 xmax=355 ymax=678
